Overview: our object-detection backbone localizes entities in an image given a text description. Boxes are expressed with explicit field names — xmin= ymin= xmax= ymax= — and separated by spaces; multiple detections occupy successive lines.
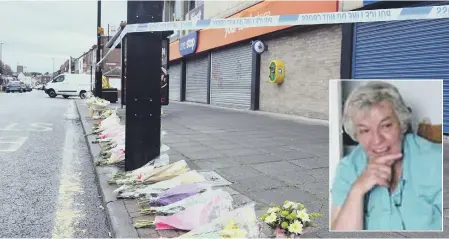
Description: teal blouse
xmin=331 ymin=133 xmax=442 ymax=230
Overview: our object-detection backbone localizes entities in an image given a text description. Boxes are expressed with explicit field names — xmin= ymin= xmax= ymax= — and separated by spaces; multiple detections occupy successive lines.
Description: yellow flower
xmin=265 ymin=212 xmax=277 ymax=224
xmin=288 ymin=220 xmax=303 ymax=234
xmin=267 ymin=207 xmax=280 ymax=214
xmin=297 ymin=209 xmax=310 ymax=222
xmin=224 ymin=220 xmax=238 ymax=230
xmin=220 ymin=229 xmax=248 ymax=238
xmin=221 ymin=220 xmax=248 ymax=238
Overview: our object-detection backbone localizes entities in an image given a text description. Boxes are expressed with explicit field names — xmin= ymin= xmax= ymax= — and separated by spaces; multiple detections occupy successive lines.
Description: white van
xmin=44 ymin=73 xmax=93 ymax=99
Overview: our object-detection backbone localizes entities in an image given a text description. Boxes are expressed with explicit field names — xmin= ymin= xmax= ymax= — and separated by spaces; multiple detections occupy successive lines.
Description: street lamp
xmin=95 ymin=0 xmax=103 ymax=98
xmin=0 ymin=43 xmax=3 ymax=74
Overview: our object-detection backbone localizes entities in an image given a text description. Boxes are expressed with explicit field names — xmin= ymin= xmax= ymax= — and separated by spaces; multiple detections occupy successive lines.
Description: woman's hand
xmin=352 ymin=153 xmax=402 ymax=195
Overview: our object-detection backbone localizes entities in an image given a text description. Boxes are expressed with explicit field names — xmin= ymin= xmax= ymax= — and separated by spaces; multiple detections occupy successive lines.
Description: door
xmin=352 ymin=2 xmax=449 ymax=132
xmin=210 ymin=43 xmax=253 ymax=109
xmin=50 ymin=75 xmax=65 ymax=93
xmin=59 ymin=75 xmax=77 ymax=95
xmin=185 ymin=55 xmax=209 ymax=103
xmin=169 ymin=63 xmax=182 ymax=101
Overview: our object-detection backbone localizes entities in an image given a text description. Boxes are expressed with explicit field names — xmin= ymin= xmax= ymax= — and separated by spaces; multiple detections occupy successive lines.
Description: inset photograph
xmin=329 ymin=79 xmax=443 ymax=231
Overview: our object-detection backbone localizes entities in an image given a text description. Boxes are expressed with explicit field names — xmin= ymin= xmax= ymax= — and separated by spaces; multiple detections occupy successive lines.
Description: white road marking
xmin=0 ymin=123 xmax=22 ymax=131
xmin=52 ymin=101 xmax=83 ymax=238
xmin=0 ymin=123 xmax=53 ymax=132
xmin=29 ymin=123 xmax=53 ymax=132
xmin=0 ymin=136 xmax=28 ymax=152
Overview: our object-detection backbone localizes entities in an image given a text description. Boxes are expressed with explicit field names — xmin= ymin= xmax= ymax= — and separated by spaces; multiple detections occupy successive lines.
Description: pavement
xmin=0 ymin=91 xmax=110 ymax=238
xmin=76 ymin=99 xmax=449 ymax=238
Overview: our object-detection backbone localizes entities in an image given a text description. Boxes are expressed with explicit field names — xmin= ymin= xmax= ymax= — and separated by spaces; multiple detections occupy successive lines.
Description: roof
xmin=104 ymin=67 xmax=121 ymax=77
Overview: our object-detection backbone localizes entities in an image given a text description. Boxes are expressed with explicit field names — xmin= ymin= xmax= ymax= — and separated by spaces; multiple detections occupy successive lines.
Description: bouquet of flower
xmin=178 ymin=203 xmax=260 ymax=238
xmin=135 ymin=193 xmax=233 ymax=230
xmin=141 ymin=189 xmax=232 ymax=216
xmin=260 ymin=200 xmax=322 ymax=238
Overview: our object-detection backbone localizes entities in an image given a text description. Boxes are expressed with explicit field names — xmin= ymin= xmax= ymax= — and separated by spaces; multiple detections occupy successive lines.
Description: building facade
xmin=165 ymin=0 xmax=449 ymax=133
xmin=167 ymin=0 xmax=340 ymax=120
xmin=339 ymin=0 xmax=449 ymax=133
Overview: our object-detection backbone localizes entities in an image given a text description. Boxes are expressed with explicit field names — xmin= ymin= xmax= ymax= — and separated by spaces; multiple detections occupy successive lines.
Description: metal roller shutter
xmin=185 ymin=55 xmax=209 ymax=103
xmin=168 ymin=63 xmax=181 ymax=101
xmin=352 ymin=3 xmax=449 ymax=133
xmin=211 ymin=43 xmax=253 ymax=109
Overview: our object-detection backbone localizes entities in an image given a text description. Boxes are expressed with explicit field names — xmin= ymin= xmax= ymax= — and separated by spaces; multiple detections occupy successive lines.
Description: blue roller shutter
xmin=352 ymin=2 xmax=449 ymax=133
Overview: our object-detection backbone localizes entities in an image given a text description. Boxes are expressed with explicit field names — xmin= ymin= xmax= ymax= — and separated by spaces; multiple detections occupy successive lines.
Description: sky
xmin=0 ymin=0 xmax=127 ymax=74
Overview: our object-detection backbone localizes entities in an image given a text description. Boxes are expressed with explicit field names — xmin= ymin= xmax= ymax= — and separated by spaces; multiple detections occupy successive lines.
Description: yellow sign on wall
xmin=269 ymin=60 xmax=285 ymax=84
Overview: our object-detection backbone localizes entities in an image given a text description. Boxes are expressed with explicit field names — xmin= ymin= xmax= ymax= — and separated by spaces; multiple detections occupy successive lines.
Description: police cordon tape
xmin=97 ymin=4 xmax=449 ymax=66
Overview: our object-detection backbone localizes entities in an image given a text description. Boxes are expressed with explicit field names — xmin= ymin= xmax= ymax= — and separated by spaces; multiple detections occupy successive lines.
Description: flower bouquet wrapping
xmin=145 ymin=182 xmax=211 ymax=206
xmin=141 ymin=189 xmax=232 ymax=216
xmin=117 ymin=170 xmax=205 ymax=199
xmin=260 ymin=200 xmax=322 ymax=238
xmin=95 ymin=146 xmax=125 ymax=166
xmin=177 ymin=202 xmax=260 ymax=238
xmin=134 ymin=192 xmax=233 ymax=230
xmin=97 ymin=125 xmax=125 ymax=140
xmin=138 ymin=159 xmax=189 ymax=184
xmin=108 ymin=152 xmax=170 ymax=186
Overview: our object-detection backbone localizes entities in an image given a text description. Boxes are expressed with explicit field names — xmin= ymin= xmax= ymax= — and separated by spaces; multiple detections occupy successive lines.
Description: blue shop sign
xmin=179 ymin=31 xmax=198 ymax=56
xmin=363 ymin=0 xmax=382 ymax=7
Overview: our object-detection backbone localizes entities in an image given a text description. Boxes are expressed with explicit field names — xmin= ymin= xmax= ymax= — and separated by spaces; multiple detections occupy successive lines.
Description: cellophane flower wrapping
xmin=115 ymin=160 xmax=193 ymax=198
xmin=99 ymin=125 xmax=125 ymax=139
xmin=139 ymin=160 xmax=189 ymax=184
xmin=113 ymin=156 xmax=172 ymax=196
xmin=121 ymin=170 xmax=206 ymax=199
xmin=178 ymin=203 xmax=260 ymax=238
xmin=146 ymin=189 xmax=232 ymax=216
xmin=153 ymin=193 xmax=233 ymax=231
xmin=98 ymin=112 xmax=119 ymax=128
xmin=148 ymin=182 xmax=211 ymax=206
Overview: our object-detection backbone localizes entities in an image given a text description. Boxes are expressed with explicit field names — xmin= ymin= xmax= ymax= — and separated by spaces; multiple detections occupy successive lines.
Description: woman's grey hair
xmin=342 ymin=81 xmax=412 ymax=142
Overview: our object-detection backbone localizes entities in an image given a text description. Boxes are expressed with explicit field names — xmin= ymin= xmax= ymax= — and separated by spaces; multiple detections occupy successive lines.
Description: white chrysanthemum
xmin=283 ymin=201 xmax=296 ymax=209
xmin=267 ymin=207 xmax=280 ymax=214
xmin=288 ymin=220 xmax=303 ymax=234
xmin=297 ymin=209 xmax=310 ymax=222
xmin=265 ymin=213 xmax=277 ymax=224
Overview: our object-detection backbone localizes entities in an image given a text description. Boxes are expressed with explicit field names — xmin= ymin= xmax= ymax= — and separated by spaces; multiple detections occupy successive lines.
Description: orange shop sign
xmin=169 ymin=0 xmax=338 ymax=61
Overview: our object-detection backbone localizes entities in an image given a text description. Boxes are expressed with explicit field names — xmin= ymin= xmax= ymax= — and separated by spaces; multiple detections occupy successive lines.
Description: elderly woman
xmin=331 ymin=81 xmax=442 ymax=231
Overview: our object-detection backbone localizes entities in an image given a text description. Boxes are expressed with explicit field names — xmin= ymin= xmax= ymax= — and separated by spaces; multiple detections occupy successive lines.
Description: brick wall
xmin=101 ymin=37 xmax=121 ymax=73
xmin=259 ymin=25 xmax=342 ymax=120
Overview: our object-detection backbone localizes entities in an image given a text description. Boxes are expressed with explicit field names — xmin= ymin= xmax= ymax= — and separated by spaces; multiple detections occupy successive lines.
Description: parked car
xmin=44 ymin=73 xmax=92 ymax=99
xmin=25 ymin=84 xmax=32 ymax=92
xmin=5 ymin=81 xmax=23 ymax=93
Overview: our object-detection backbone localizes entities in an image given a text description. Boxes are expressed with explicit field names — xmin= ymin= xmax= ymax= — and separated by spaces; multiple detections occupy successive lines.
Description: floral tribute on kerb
xmin=83 ymin=96 xmax=323 ymax=238
xmin=261 ymin=200 xmax=322 ymax=238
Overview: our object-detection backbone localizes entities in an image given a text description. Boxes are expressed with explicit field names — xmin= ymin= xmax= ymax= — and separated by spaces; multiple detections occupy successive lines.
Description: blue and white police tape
xmin=98 ymin=4 xmax=449 ymax=66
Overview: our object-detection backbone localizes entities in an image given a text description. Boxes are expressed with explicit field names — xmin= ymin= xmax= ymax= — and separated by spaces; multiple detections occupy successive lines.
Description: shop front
xmin=185 ymin=54 xmax=209 ymax=104
xmin=348 ymin=1 xmax=449 ymax=132
xmin=168 ymin=61 xmax=182 ymax=101
xmin=168 ymin=0 xmax=339 ymax=115
xmin=210 ymin=43 xmax=253 ymax=109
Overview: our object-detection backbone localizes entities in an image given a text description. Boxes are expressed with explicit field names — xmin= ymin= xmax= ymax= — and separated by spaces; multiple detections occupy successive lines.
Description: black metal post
xmin=250 ymin=48 xmax=261 ymax=111
xmin=125 ymin=0 xmax=164 ymax=171
xmin=95 ymin=0 xmax=103 ymax=98
xmin=121 ymin=37 xmax=126 ymax=108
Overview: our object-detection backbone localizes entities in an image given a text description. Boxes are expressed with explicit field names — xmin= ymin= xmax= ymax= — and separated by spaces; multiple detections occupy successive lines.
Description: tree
xmin=0 ymin=60 xmax=12 ymax=75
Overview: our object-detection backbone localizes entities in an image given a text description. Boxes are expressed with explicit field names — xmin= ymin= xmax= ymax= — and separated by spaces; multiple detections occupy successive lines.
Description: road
xmin=0 ymin=90 xmax=110 ymax=238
